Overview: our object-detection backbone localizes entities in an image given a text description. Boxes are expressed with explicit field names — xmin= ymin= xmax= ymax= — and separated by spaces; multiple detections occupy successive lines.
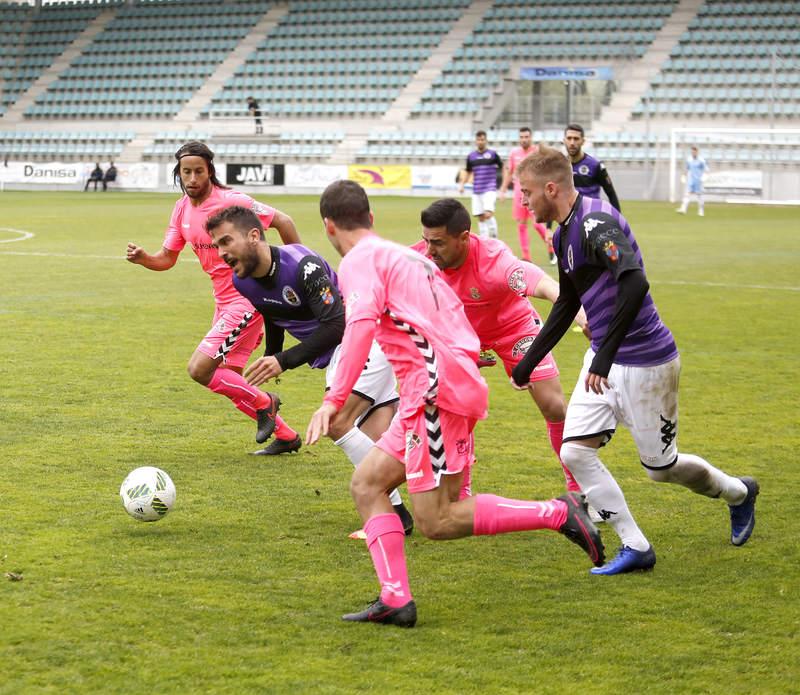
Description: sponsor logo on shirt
xmin=251 ymin=201 xmax=270 ymax=216
xmin=303 ymin=261 xmax=320 ymax=279
xmin=320 ymin=286 xmax=334 ymax=305
xmin=603 ymin=240 xmax=619 ymax=262
xmin=282 ymin=286 xmax=301 ymax=306
xmin=507 ymin=268 xmax=527 ymax=294
xmin=192 ymin=242 xmax=216 ymax=250
xmin=583 ymin=217 xmax=602 ymax=234
xmin=511 ymin=335 xmax=535 ymax=358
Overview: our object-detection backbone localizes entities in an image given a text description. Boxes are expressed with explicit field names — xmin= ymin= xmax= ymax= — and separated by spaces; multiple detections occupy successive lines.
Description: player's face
xmin=563 ymin=130 xmax=584 ymax=158
xmin=519 ymin=131 xmax=532 ymax=149
xmin=209 ymin=221 xmax=260 ymax=278
xmin=518 ymin=172 xmax=555 ymax=224
xmin=475 ymin=134 xmax=487 ymax=151
xmin=422 ymin=225 xmax=469 ymax=270
xmin=179 ymin=156 xmax=211 ymax=200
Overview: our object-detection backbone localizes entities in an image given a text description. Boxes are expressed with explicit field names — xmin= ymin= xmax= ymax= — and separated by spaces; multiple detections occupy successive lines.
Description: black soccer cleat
xmin=393 ymin=502 xmax=414 ymax=536
xmin=251 ymin=435 xmax=301 ymax=456
xmin=342 ymin=598 xmax=417 ymax=628
xmin=729 ymin=476 xmax=760 ymax=546
xmin=255 ymin=392 xmax=281 ymax=443
xmin=558 ymin=492 xmax=605 ymax=567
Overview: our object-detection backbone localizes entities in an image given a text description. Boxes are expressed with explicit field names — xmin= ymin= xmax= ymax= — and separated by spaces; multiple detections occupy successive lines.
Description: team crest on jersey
xmin=469 ymin=287 xmax=481 ymax=300
xmin=603 ymin=240 xmax=620 ymax=262
xmin=214 ymin=318 xmax=227 ymax=332
xmin=282 ymin=286 xmax=301 ymax=306
xmin=319 ymin=286 xmax=334 ymax=305
xmin=250 ymin=201 xmax=270 ymax=216
xmin=578 ymin=164 xmax=590 ymax=175
xmin=507 ymin=268 xmax=526 ymax=294
xmin=405 ymin=430 xmax=422 ymax=454
xmin=567 ymin=245 xmax=574 ymax=271
xmin=511 ymin=335 xmax=535 ymax=358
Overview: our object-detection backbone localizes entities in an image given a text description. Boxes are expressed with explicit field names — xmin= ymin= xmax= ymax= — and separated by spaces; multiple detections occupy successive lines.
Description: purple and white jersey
xmin=571 ymin=153 xmax=606 ymax=199
xmin=555 ymin=195 xmax=678 ymax=368
xmin=232 ymin=244 xmax=344 ymax=370
xmin=466 ymin=148 xmax=502 ymax=195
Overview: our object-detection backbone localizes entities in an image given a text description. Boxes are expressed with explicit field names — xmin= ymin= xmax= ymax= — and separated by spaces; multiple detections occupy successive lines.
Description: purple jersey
xmin=555 ymin=195 xmax=678 ymax=367
xmin=232 ymin=244 xmax=344 ymax=370
xmin=571 ymin=153 xmax=606 ymax=199
xmin=466 ymin=148 xmax=502 ymax=195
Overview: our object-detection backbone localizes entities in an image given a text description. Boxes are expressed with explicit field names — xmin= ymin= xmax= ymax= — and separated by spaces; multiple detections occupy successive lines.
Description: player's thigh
xmin=351 ymin=444 xmax=406 ymax=498
xmin=527 ymin=376 xmax=567 ymax=422
xmin=195 ymin=301 xmax=263 ymax=370
xmin=620 ymin=357 xmax=681 ymax=469
xmin=481 ymin=191 xmax=497 ymax=214
xmin=471 ymin=194 xmax=485 ymax=216
xmin=563 ymin=350 xmax=620 ymax=445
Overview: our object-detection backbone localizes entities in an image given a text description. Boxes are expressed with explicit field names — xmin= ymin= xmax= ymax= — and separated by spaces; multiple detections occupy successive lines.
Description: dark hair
xmin=172 ymin=140 xmax=228 ymax=192
xmin=519 ymin=127 xmax=532 ymax=134
xmin=319 ymin=180 xmax=372 ymax=231
xmin=420 ymin=198 xmax=471 ymax=236
xmin=206 ymin=205 xmax=264 ymax=239
xmin=475 ymin=130 xmax=487 ymax=138
xmin=564 ymin=123 xmax=585 ymax=136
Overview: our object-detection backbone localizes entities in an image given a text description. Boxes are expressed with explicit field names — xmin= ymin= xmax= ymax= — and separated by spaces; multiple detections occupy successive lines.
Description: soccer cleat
xmin=477 ymin=350 xmax=497 ymax=368
xmin=393 ymin=502 xmax=414 ymax=536
xmin=587 ymin=504 xmax=604 ymax=524
xmin=676 ymin=207 xmax=686 ymax=214
xmin=549 ymin=253 xmax=557 ymax=265
xmin=342 ymin=598 xmax=417 ymax=628
xmin=251 ymin=435 xmax=301 ymax=456
xmin=255 ymin=392 xmax=281 ymax=443
xmin=348 ymin=528 xmax=367 ymax=540
xmin=557 ymin=492 xmax=605 ymax=567
xmin=729 ymin=476 xmax=759 ymax=546
xmin=590 ymin=545 xmax=656 ymax=575
xmin=698 ymin=210 xmax=704 ymax=217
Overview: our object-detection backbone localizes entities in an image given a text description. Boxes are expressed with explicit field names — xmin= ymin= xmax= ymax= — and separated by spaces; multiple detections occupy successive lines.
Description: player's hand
xmin=305 ymin=402 xmax=338 ymax=445
xmin=126 ymin=243 xmax=145 ymax=264
xmin=245 ymin=356 xmax=283 ymax=386
xmin=585 ymin=372 xmax=610 ymax=395
xmin=498 ymin=189 xmax=506 ymax=202
xmin=509 ymin=377 xmax=529 ymax=392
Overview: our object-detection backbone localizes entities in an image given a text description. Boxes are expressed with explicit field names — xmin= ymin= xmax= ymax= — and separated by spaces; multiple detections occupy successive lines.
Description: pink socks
xmin=365 ymin=513 xmax=412 ymax=607
xmin=473 ymin=494 xmax=567 ymax=535
xmin=547 ymin=420 xmax=580 ymax=492
xmin=517 ymin=222 xmax=531 ymax=261
xmin=207 ymin=368 xmax=269 ymax=416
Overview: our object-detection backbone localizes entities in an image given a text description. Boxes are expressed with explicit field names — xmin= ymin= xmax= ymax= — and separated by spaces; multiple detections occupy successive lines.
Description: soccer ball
xmin=119 ymin=466 xmax=176 ymax=522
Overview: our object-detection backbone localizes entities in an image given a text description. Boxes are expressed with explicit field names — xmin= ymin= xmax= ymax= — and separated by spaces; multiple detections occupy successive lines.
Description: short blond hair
xmin=516 ymin=144 xmax=573 ymax=187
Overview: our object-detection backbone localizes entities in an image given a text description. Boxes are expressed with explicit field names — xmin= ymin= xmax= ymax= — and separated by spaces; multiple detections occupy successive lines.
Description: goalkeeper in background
xmin=677 ymin=146 xmax=709 ymax=216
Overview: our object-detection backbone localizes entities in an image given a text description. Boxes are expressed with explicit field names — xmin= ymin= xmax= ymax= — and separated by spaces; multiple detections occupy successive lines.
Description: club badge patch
xmin=214 ymin=318 xmax=227 ymax=332
xmin=405 ymin=430 xmax=422 ymax=454
xmin=578 ymin=164 xmax=590 ymax=175
xmin=469 ymin=287 xmax=481 ymax=300
xmin=511 ymin=335 xmax=535 ymax=358
xmin=282 ymin=286 xmax=301 ymax=306
xmin=507 ymin=268 xmax=526 ymax=294
xmin=603 ymin=240 xmax=620 ymax=262
xmin=319 ymin=286 xmax=334 ymax=305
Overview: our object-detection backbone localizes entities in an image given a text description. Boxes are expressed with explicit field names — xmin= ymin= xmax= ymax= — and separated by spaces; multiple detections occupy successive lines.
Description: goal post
xmin=669 ymin=127 xmax=800 ymax=205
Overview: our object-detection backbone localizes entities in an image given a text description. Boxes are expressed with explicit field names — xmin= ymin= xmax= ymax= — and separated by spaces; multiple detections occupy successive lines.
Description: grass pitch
xmin=1 ymin=191 xmax=798 ymax=693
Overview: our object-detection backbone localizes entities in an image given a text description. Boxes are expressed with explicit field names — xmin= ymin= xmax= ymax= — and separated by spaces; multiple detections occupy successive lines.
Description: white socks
xmin=478 ymin=220 xmax=489 ymax=238
xmin=560 ymin=442 xmax=650 ymax=551
xmin=486 ymin=216 xmax=498 ymax=238
xmin=334 ymin=426 xmax=403 ymax=506
xmin=646 ymin=453 xmax=747 ymax=505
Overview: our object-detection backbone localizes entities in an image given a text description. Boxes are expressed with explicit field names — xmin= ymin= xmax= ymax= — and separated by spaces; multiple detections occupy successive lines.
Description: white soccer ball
xmin=119 ymin=466 xmax=176 ymax=522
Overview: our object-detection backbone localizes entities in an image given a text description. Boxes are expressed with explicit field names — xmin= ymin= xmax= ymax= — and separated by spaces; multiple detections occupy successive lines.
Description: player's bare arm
xmin=126 ymin=244 xmax=179 ymax=271
xmin=270 ymin=210 xmax=301 ymax=245
xmin=499 ymin=164 xmax=512 ymax=200
xmin=244 ymin=355 xmax=283 ymax=386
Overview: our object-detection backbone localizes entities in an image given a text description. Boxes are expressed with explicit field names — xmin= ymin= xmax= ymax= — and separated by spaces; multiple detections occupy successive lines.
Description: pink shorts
xmin=492 ymin=330 xmax=559 ymax=383
xmin=196 ymin=299 xmax=264 ymax=369
xmin=512 ymin=189 xmax=534 ymax=222
xmin=376 ymin=405 xmax=476 ymax=494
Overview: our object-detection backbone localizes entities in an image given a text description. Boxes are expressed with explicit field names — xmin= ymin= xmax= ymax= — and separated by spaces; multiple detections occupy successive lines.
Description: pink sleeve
xmin=521 ymin=262 xmax=545 ymax=297
xmin=236 ymin=192 xmax=276 ymax=229
xmin=323 ymin=319 xmax=376 ymax=410
xmin=162 ymin=202 xmax=186 ymax=252
xmin=409 ymin=240 xmax=427 ymax=255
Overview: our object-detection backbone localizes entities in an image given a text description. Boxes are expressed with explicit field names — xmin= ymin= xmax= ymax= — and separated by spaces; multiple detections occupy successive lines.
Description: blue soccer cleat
xmin=729 ymin=476 xmax=759 ymax=546
xmin=590 ymin=545 xmax=656 ymax=575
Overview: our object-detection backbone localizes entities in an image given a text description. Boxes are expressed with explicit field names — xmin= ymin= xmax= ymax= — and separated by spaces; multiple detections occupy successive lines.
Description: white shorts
xmin=326 ymin=341 xmax=398 ymax=424
xmin=563 ymin=349 xmax=680 ymax=469
xmin=471 ymin=190 xmax=497 ymax=216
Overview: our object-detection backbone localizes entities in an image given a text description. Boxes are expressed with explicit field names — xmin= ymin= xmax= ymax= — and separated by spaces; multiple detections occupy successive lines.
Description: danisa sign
xmin=226 ymin=163 xmax=285 ymax=186
xmin=520 ymin=66 xmax=615 ymax=81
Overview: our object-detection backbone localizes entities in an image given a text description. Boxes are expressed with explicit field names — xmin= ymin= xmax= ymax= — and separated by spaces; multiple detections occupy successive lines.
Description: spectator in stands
xmin=84 ymin=162 xmax=104 ymax=192
xmin=676 ymin=146 xmax=709 ymax=217
xmin=247 ymin=96 xmax=263 ymax=135
xmin=563 ymin=124 xmax=621 ymax=212
xmin=459 ymin=130 xmax=503 ymax=239
xmin=103 ymin=161 xmax=117 ymax=192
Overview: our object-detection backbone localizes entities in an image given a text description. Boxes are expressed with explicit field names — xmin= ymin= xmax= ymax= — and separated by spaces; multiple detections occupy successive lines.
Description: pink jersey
xmin=334 ymin=234 xmax=488 ymax=420
xmin=163 ymin=186 xmax=275 ymax=305
xmin=412 ymin=235 xmax=545 ymax=347
xmin=508 ymin=145 xmax=539 ymax=191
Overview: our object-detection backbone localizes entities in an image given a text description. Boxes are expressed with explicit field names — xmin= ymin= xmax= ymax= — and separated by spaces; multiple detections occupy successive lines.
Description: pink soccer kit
xmin=507 ymin=145 xmax=552 ymax=260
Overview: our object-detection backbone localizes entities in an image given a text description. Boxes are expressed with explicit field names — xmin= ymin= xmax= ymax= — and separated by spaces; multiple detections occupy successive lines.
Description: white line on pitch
xmin=0 ymin=227 xmax=36 ymax=243
xmin=0 ymin=250 xmax=199 ymax=263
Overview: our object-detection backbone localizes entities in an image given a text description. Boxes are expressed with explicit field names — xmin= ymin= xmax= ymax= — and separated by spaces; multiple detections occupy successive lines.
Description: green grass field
xmin=1 ymin=191 xmax=798 ymax=694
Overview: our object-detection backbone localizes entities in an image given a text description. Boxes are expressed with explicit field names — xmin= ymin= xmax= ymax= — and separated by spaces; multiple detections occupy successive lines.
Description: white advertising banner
xmin=113 ymin=162 xmax=160 ymax=189
xmin=1 ymin=161 xmax=83 ymax=184
xmin=285 ymin=164 xmax=347 ymax=188
xmin=702 ymin=170 xmax=763 ymax=196
xmin=412 ymin=166 xmax=460 ymax=189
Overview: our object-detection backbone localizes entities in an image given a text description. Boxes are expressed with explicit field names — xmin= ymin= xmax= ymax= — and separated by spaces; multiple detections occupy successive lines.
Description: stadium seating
xmin=24 ymin=0 xmax=271 ymax=120
xmin=0 ymin=129 xmax=134 ymax=160
xmin=633 ymin=0 xmax=800 ymax=120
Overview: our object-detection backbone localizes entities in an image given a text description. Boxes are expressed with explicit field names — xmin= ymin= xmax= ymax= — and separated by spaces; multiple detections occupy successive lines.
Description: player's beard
xmin=232 ymin=249 xmax=260 ymax=278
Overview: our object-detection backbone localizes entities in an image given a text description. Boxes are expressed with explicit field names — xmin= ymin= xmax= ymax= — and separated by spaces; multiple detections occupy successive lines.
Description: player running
xmin=204 ymin=205 xmax=413 ymax=532
xmin=413 ymin=198 xmax=589 ymax=497
xmin=458 ymin=130 xmax=502 ymax=240
xmin=564 ymin=124 xmax=621 ymax=212
xmin=499 ymin=127 xmax=555 ymax=264
xmin=126 ymin=141 xmax=301 ymax=451
xmin=512 ymin=146 xmax=759 ymax=575
xmin=306 ymin=181 xmax=604 ymax=628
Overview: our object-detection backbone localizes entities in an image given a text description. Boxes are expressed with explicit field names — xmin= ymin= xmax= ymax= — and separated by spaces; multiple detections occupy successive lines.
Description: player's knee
xmin=327 ymin=414 xmax=353 ymax=442
xmin=644 ymin=464 xmax=674 ymax=483
xmin=560 ymin=441 xmax=596 ymax=474
xmin=187 ymin=360 xmax=213 ymax=385
xmin=415 ymin=513 xmax=450 ymax=541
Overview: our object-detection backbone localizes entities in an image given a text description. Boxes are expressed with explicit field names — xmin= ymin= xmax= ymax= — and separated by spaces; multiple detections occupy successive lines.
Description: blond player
xmin=126 ymin=141 xmax=301 ymax=451
xmin=306 ymin=180 xmax=603 ymax=628
xmin=499 ymin=127 xmax=555 ymax=264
